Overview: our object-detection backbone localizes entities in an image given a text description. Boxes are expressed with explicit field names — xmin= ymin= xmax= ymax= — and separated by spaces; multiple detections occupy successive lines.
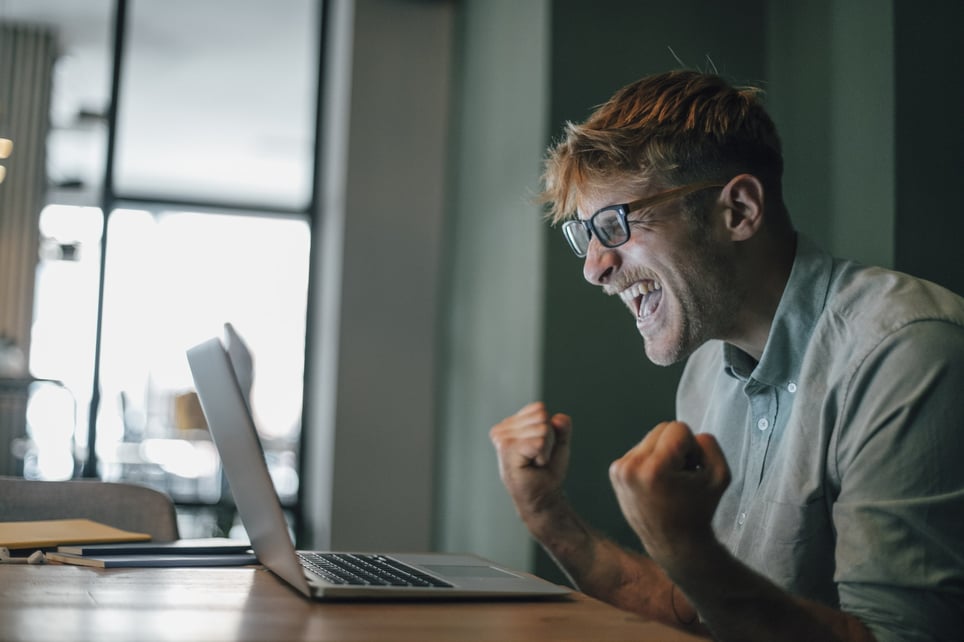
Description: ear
xmin=719 ymin=174 xmax=765 ymax=241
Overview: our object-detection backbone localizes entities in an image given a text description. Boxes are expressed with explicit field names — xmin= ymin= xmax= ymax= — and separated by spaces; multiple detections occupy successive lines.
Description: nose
xmin=582 ymin=239 xmax=620 ymax=285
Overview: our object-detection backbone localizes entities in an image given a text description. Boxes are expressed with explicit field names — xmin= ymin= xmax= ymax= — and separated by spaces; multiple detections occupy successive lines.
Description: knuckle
xmin=489 ymin=427 xmax=514 ymax=451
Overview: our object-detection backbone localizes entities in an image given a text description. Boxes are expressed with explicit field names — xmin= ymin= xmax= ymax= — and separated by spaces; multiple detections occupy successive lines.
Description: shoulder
xmin=806 ymin=264 xmax=964 ymax=389
xmin=815 ymin=267 xmax=964 ymax=482
xmin=823 ymin=263 xmax=964 ymax=339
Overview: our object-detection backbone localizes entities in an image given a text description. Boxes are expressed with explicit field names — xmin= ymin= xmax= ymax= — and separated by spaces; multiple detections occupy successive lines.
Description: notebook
xmin=186 ymin=335 xmax=570 ymax=600
xmin=0 ymin=518 xmax=150 ymax=550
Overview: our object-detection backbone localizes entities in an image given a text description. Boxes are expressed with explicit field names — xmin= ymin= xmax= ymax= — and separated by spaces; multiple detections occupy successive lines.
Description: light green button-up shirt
xmin=677 ymin=237 xmax=964 ymax=641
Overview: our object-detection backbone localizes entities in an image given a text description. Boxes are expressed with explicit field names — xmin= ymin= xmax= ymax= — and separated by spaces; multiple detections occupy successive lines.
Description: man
xmin=489 ymin=70 xmax=964 ymax=641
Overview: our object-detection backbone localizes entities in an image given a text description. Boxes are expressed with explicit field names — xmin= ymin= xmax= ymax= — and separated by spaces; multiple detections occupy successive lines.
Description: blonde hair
xmin=541 ymin=70 xmax=783 ymax=224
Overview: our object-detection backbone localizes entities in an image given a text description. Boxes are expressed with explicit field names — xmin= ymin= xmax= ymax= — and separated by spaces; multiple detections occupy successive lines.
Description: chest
xmin=682 ymin=366 xmax=840 ymax=604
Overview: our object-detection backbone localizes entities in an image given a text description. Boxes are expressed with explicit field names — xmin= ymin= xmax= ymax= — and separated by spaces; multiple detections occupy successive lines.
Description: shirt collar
xmin=723 ymin=235 xmax=833 ymax=387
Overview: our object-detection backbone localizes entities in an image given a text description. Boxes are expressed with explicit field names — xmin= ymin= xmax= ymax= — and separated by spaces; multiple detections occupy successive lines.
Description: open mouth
xmin=619 ymin=280 xmax=662 ymax=322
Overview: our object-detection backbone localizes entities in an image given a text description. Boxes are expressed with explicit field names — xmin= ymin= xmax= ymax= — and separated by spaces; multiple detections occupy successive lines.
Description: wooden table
xmin=0 ymin=564 xmax=702 ymax=641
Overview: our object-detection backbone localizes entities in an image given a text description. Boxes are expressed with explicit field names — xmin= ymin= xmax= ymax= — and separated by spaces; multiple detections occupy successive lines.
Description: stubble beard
xmin=640 ymin=239 xmax=735 ymax=367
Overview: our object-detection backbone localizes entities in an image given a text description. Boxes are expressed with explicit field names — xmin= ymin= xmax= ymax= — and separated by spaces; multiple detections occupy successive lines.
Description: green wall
xmin=767 ymin=0 xmax=896 ymax=268
xmin=434 ymin=0 xmax=551 ymax=571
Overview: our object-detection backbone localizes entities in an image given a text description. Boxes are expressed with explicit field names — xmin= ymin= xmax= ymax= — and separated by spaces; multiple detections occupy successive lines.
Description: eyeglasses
xmin=560 ymin=180 xmax=726 ymax=257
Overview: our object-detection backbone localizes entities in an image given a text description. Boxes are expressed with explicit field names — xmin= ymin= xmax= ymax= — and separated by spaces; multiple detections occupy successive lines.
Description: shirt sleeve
xmin=831 ymin=319 xmax=964 ymax=641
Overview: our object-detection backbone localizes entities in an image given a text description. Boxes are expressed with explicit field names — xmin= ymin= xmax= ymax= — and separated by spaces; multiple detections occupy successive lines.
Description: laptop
xmin=186 ymin=335 xmax=570 ymax=600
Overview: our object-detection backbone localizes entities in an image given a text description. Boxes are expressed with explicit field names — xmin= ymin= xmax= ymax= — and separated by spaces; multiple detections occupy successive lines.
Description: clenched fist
xmin=609 ymin=421 xmax=730 ymax=577
xmin=489 ymin=402 xmax=573 ymax=524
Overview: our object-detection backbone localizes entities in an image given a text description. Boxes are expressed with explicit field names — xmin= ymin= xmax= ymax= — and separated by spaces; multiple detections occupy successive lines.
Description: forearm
xmin=671 ymin=539 xmax=875 ymax=642
xmin=526 ymin=496 xmax=708 ymax=633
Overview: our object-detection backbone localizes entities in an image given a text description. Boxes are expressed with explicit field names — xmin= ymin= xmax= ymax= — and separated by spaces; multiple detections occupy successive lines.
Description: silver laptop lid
xmin=186 ymin=336 xmax=312 ymax=596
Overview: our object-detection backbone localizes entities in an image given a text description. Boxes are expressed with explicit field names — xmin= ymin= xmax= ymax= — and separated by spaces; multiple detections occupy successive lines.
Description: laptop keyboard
xmin=298 ymin=552 xmax=453 ymax=588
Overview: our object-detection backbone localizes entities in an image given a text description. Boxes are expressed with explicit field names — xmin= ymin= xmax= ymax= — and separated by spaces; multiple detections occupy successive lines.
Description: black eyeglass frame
xmin=561 ymin=180 xmax=727 ymax=257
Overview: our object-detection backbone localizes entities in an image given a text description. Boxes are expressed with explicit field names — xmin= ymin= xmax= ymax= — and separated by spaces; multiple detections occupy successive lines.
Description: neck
xmin=725 ymin=230 xmax=797 ymax=362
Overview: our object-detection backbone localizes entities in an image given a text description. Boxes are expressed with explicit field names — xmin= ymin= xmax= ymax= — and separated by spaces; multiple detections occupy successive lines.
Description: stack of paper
xmin=0 ymin=519 xmax=256 ymax=568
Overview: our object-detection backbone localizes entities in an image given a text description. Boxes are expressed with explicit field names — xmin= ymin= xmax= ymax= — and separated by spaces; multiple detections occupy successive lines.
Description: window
xmin=114 ymin=0 xmax=316 ymax=209
xmin=15 ymin=0 xmax=320 ymax=538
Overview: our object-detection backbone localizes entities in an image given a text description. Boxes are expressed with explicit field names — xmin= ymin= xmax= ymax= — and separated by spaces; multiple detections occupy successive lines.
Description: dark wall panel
xmin=894 ymin=1 xmax=964 ymax=296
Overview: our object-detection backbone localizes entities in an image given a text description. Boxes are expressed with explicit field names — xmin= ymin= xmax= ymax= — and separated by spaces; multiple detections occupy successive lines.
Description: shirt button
xmin=737 ymin=512 xmax=746 ymax=526
xmin=757 ymin=417 xmax=769 ymax=431
xmin=787 ymin=382 xmax=797 ymax=393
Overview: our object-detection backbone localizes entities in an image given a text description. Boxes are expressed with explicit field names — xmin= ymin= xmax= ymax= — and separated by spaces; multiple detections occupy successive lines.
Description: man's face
xmin=578 ymin=182 xmax=737 ymax=366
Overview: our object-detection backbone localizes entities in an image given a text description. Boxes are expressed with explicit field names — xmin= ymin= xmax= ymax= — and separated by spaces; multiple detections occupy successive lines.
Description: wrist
xmin=654 ymin=528 xmax=724 ymax=584
xmin=521 ymin=489 xmax=567 ymax=529
xmin=523 ymin=494 xmax=589 ymax=553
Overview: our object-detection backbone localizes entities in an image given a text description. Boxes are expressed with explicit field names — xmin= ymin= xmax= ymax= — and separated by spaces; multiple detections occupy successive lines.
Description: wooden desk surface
xmin=0 ymin=564 xmax=702 ymax=641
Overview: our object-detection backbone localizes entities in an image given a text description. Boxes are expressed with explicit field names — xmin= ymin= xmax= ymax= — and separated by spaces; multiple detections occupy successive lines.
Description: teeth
xmin=618 ymin=280 xmax=661 ymax=306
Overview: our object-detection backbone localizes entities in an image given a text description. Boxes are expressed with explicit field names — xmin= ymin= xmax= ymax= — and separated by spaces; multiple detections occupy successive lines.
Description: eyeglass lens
xmin=562 ymin=221 xmax=590 ymax=256
xmin=593 ymin=208 xmax=627 ymax=246
xmin=562 ymin=208 xmax=628 ymax=256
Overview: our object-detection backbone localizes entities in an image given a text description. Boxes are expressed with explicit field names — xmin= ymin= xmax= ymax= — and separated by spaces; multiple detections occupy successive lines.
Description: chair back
xmin=0 ymin=476 xmax=179 ymax=541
